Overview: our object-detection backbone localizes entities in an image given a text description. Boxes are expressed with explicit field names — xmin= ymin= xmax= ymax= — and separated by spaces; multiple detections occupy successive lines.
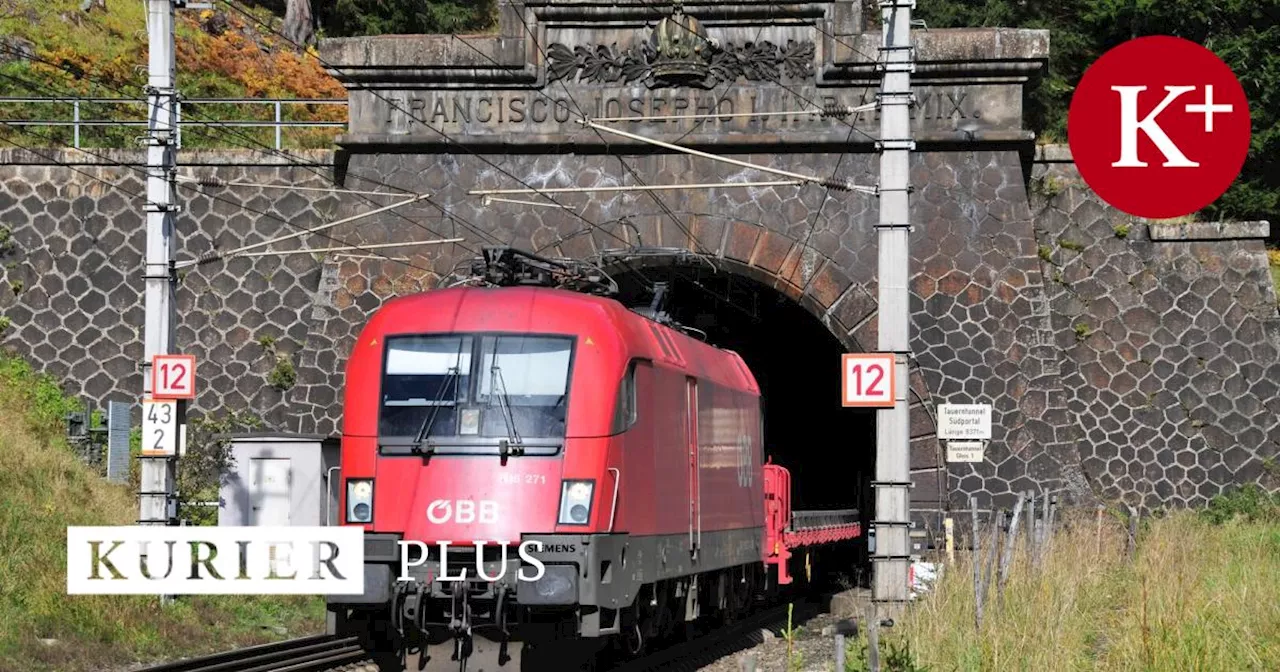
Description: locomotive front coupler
xmin=391 ymin=580 xmax=430 ymax=640
xmin=390 ymin=581 xmax=408 ymax=639
xmin=448 ymin=581 xmax=474 ymax=669
xmin=495 ymin=584 xmax=513 ymax=665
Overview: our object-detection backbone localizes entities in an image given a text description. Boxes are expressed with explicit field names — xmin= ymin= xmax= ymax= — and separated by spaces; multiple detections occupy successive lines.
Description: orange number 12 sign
xmin=152 ymin=354 xmax=196 ymax=400
xmin=842 ymin=353 xmax=896 ymax=407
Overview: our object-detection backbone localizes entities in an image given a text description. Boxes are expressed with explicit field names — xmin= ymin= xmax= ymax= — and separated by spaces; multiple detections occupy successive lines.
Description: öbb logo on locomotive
xmin=425 ymin=498 xmax=499 ymax=525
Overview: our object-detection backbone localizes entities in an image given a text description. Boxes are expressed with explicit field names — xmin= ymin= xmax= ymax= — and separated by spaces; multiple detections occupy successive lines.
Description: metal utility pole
xmin=871 ymin=0 xmax=914 ymax=616
xmin=140 ymin=0 xmax=179 ymax=545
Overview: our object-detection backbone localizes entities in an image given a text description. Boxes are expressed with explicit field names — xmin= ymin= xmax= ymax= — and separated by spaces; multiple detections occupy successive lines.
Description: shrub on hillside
xmin=1201 ymin=484 xmax=1280 ymax=525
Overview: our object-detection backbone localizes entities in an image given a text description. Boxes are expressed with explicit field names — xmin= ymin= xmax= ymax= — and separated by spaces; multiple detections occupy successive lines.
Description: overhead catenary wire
xmin=334 ymin=254 xmax=409 ymax=261
xmin=589 ymin=103 xmax=875 ymax=124
xmin=536 ymin=0 xmax=885 ymax=310
xmin=215 ymin=0 xmax=641 ymax=260
xmin=472 ymin=180 xmax=806 ymax=197
xmin=506 ymin=0 xmax=804 ymax=321
xmin=444 ymin=31 xmax=695 ymax=269
xmin=500 ymin=11 xmax=715 ymax=267
xmin=0 ymin=43 xmax=500 ymax=253
xmin=797 ymin=121 xmax=861 ymax=296
xmin=0 ymin=119 xmax=441 ymax=274
xmin=481 ymin=196 xmax=582 ymax=209
xmin=9 ymin=4 xmax=883 ymax=289
xmin=178 ymin=193 xmax=435 ymax=268
xmin=228 ymin=238 xmax=462 ymax=259
xmin=177 ymin=174 xmax=414 ymax=198
xmin=579 ymin=119 xmax=876 ymax=194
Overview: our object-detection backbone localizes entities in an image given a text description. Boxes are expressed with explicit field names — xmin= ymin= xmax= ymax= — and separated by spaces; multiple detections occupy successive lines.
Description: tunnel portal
xmin=611 ymin=258 xmax=874 ymax=585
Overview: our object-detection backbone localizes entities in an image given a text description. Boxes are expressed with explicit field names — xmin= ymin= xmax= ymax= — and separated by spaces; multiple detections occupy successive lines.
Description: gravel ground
xmin=698 ymin=590 xmax=870 ymax=672
xmin=697 ymin=612 xmax=844 ymax=672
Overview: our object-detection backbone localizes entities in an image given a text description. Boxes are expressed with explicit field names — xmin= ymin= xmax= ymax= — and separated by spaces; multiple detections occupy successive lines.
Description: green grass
xmin=842 ymin=502 xmax=1280 ymax=671
xmin=0 ymin=353 xmax=323 ymax=671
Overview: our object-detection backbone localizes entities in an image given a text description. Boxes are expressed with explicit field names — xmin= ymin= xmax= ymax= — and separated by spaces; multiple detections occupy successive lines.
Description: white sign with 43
xmin=141 ymin=399 xmax=178 ymax=457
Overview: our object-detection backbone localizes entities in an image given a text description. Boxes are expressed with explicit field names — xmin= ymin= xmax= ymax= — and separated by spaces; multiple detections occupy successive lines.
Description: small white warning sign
xmin=937 ymin=404 xmax=992 ymax=440
xmin=946 ymin=440 xmax=985 ymax=463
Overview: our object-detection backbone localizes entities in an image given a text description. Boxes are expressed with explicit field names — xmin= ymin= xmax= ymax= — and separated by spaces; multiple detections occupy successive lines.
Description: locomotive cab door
xmin=686 ymin=376 xmax=700 ymax=559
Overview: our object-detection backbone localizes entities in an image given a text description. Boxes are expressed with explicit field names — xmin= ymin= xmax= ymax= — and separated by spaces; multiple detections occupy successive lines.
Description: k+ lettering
xmin=1111 ymin=85 xmax=1234 ymax=169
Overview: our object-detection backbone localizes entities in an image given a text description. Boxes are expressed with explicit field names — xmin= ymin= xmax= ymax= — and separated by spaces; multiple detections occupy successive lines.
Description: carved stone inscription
xmin=356 ymin=84 xmax=1008 ymax=140
xmin=546 ymin=40 xmax=816 ymax=88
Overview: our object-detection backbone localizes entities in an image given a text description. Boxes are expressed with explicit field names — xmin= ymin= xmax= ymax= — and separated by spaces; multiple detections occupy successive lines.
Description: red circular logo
xmin=1067 ymin=36 xmax=1251 ymax=219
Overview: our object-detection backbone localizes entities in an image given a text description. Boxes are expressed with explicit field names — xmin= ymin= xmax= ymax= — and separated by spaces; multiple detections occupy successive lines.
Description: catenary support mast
xmin=140 ymin=0 xmax=178 ymax=545
xmin=872 ymin=0 xmax=914 ymax=615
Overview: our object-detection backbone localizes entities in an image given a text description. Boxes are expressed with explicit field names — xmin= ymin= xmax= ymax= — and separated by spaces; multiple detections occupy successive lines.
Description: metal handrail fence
xmin=0 ymin=96 xmax=347 ymax=149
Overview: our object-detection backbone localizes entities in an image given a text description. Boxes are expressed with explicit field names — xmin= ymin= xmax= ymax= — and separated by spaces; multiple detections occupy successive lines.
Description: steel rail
xmin=134 ymin=635 xmax=367 ymax=672
xmin=609 ymin=597 xmax=833 ymax=672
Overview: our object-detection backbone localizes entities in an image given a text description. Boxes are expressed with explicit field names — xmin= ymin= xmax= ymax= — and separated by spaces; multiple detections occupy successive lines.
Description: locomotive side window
xmin=610 ymin=360 xmax=639 ymax=434
xmin=380 ymin=335 xmax=473 ymax=438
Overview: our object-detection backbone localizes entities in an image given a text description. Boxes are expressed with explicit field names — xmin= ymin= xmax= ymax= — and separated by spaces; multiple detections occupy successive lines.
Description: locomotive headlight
xmin=557 ymin=479 xmax=594 ymax=525
xmin=346 ymin=479 xmax=374 ymax=523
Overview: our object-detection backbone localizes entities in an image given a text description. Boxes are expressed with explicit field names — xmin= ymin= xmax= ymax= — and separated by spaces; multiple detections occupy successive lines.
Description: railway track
xmin=136 ymin=634 xmax=374 ymax=672
xmin=136 ymin=594 xmax=835 ymax=672
xmin=608 ymin=595 xmax=832 ymax=672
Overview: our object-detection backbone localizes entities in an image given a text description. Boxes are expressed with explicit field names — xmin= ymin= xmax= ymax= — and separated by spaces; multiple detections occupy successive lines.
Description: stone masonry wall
xmin=290 ymin=145 xmax=1061 ymax=527
xmin=0 ymin=150 xmax=345 ymax=430
xmin=1028 ymin=147 xmax=1280 ymax=510
xmin=1 ymin=144 xmax=1276 ymax=527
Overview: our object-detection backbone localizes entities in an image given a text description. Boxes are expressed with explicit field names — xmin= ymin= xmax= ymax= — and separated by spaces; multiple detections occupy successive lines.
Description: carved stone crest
xmin=545 ymin=6 xmax=814 ymax=89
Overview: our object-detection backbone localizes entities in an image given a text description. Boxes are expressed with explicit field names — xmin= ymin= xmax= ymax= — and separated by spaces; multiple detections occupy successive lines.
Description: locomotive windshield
xmin=378 ymin=333 xmax=574 ymax=455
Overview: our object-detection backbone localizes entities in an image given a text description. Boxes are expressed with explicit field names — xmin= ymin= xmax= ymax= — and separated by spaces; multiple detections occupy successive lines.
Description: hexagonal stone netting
xmin=0 ymin=147 xmax=1276 ymax=523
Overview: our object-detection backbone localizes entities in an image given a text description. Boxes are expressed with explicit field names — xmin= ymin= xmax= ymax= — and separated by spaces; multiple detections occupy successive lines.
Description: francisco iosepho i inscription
xmin=344 ymin=4 xmax=1007 ymax=144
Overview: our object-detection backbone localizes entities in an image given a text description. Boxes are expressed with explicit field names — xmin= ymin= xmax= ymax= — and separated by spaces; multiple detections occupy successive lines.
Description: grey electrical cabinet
xmin=218 ymin=433 xmax=341 ymax=527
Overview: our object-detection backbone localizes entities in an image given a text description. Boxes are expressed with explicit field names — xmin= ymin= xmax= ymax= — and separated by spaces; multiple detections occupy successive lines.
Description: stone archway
xmin=306 ymin=0 xmax=1059 ymax=539
xmin=597 ymin=246 xmax=948 ymax=471
xmin=290 ymin=221 xmax=951 ymax=535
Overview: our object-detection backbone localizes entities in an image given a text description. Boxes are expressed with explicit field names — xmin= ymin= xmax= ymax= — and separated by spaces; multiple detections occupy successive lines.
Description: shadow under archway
xmin=609 ymin=256 xmax=875 ymax=588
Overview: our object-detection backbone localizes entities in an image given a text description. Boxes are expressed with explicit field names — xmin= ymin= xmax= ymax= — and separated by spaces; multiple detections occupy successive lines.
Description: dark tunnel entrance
xmin=610 ymin=257 xmax=876 ymax=588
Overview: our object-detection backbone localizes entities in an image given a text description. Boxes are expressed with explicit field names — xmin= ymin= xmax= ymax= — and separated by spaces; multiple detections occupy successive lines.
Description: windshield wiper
xmin=488 ymin=360 xmax=523 ymax=460
xmin=412 ymin=366 xmax=460 ymax=455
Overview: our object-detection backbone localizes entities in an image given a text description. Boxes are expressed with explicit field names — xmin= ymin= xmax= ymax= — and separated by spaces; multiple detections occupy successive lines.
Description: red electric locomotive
xmin=328 ymin=249 xmax=859 ymax=671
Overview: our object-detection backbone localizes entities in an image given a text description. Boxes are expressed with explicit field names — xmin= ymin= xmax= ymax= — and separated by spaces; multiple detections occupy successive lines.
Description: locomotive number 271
xmin=499 ymin=473 xmax=547 ymax=485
